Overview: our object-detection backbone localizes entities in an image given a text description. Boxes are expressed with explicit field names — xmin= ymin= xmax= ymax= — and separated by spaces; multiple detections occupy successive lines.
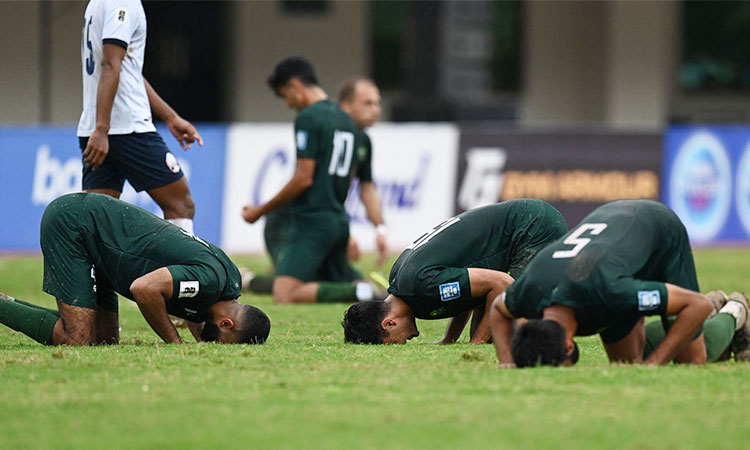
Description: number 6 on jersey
xmin=552 ymin=223 xmax=607 ymax=259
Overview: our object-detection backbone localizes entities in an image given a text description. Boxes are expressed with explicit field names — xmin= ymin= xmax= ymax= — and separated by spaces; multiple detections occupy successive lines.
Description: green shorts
xmin=274 ymin=212 xmax=360 ymax=283
xmin=40 ymin=195 xmax=118 ymax=311
xmin=264 ymin=204 xmax=294 ymax=267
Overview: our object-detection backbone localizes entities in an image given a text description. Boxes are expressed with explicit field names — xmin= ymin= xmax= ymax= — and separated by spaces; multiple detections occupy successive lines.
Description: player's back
xmin=292 ymin=100 xmax=359 ymax=217
xmin=505 ymin=199 xmax=686 ymax=321
xmin=390 ymin=199 xmax=565 ymax=296
xmin=46 ymin=193 xmax=239 ymax=299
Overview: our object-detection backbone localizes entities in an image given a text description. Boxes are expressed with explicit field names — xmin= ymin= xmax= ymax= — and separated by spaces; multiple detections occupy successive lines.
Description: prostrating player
xmin=244 ymin=77 xmax=389 ymax=294
xmin=0 ymin=193 xmax=270 ymax=346
xmin=490 ymin=199 xmax=748 ymax=367
xmin=241 ymin=57 xmax=381 ymax=304
xmin=79 ymin=0 xmax=203 ymax=233
xmin=342 ymin=199 xmax=568 ymax=344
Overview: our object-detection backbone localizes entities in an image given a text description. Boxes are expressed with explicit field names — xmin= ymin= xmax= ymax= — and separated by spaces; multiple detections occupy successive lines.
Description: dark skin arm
xmin=82 ymin=43 xmax=125 ymax=170
xmin=461 ymin=268 xmax=514 ymax=344
xmin=644 ymin=283 xmax=712 ymax=365
xmin=129 ymin=267 xmax=183 ymax=344
xmin=490 ymin=293 xmax=516 ymax=367
xmin=186 ymin=321 xmax=205 ymax=342
xmin=242 ymin=158 xmax=315 ymax=223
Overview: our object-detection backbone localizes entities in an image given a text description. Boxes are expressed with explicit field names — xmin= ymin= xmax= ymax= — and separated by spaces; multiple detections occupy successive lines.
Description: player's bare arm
xmin=490 ymin=294 xmax=516 ymax=367
xmin=360 ymin=181 xmax=388 ymax=266
xmin=129 ymin=267 xmax=184 ymax=344
xmin=645 ymin=283 xmax=712 ymax=365
xmin=435 ymin=310 xmax=471 ymax=344
xmin=466 ymin=268 xmax=514 ymax=344
xmin=83 ymin=43 xmax=125 ymax=170
xmin=144 ymin=78 xmax=203 ymax=150
xmin=242 ymin=158 xmax=316 ymax=223
xmin=186 ymin=320 xmax=205 ymax=342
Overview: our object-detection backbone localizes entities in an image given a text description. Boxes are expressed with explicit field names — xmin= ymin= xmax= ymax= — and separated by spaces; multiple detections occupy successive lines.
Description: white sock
xmin=355 ymin=282 xmax=374 ymax=301
xmin=167 ymin=218 xmax=194 ymax=234
xmin=720 ymin=301 xmax=746 ymax=331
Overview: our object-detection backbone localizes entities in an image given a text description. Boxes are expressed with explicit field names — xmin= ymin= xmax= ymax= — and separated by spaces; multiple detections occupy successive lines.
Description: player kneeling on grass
xmin=342 ymin=199 xmax=567 ymax=344
xmin=490 ymin=199 xmax=750 ymax=367
xmin=0 ymin=193 xmax=270 ymax=346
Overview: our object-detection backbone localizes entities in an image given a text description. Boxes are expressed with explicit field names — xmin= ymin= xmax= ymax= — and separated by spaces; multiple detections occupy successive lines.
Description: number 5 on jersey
xmin=552 ymin=223 xmax=607 ymax=259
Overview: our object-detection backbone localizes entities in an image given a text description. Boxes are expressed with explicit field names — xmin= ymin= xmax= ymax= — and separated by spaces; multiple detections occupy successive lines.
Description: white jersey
xmin=77 ymin=0 xmax=156 ymax=136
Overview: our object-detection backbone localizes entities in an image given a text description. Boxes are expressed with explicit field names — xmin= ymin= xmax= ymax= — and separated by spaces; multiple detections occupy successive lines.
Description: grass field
xmin=2 ymin=249 xmax=750 ymax=449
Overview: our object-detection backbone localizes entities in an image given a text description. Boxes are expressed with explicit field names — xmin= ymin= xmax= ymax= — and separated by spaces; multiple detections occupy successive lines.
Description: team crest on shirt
xmin=179 ymin=281 xmax=200 ymax=298
xmin=115 ymin=8 xmax=129 ymax=25
xmin=165 ymin=152 xmax=181 ymax=173
xmin=296 ymin=131 xmax=308 ymax=150
xmin=439 ymin=281 xmax=461 ymax=301
xmin=429 ymin=307 xmax=447 ymax=317
xmin=637 ymin=290 xmax=661 ymax=311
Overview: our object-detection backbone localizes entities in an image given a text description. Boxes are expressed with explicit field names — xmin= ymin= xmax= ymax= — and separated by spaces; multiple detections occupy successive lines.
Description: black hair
xmin=341 ymin=302 xmax=390 ymax=344
xmin=511 ymin=319 xmax=574 ymax=367
xmin=267 ymin=56 xmax=319 ymax=94
xmin=237 ymin=305 xmax=271 ymax=344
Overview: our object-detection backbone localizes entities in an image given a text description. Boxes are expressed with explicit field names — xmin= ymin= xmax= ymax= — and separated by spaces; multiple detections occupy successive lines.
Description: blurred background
xmin=2 ymin=0 xmax=750 ymax=252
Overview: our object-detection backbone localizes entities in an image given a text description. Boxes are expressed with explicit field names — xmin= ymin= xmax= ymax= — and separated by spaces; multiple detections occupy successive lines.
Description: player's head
xmin=267 ymin=56 xmax=319 ymax=110
xmin=342 ymin=298 xmax=419 ymax=344
xmin=201 ymin=303 xmax=271 ymax=344
xmin=511 ymin=319 xmax=579 ymax=367
xmin=338 ymin=78 xmax=381 ymax=128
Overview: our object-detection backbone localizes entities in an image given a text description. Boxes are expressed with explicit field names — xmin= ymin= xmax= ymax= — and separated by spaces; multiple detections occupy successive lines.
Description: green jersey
xmin=505 ymin=199 xmax=699 ymax=342
xmin=40 ymin=193 xmax=241 ymax=322
xmin=292 ymin=100 xmax=360 ymax=217
xmin=388 ymin=199 xmax=567 ymax=320
xmin=352 ymin=130 xmax=373 ymax=183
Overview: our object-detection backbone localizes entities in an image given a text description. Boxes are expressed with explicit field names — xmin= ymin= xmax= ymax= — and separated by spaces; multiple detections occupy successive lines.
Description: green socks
xmin=0 ymin=295 xmax=59 ymax=345
xmin=316 ymin=283 xmax=358 ymax=303
xmin=644 ymin=313 xmax=736 ymax=363
xmin=702 ymin=313 xmax=736 ymax=362
xmin=248 ymin=274 xmax=275 ymax=294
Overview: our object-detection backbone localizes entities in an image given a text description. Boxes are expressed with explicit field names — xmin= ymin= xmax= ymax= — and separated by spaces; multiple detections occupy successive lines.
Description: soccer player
xmin=0 ymin=193 xmax=270 ymax=346
xmin=338 ymin=77 xmax=389 ymax=266
xmin=245 ymin=77 xmax=389 ymax=294
xmin=342 ymin=199 xmax=568 ymax=344
xmin=78 ymin=0 xmax=202 ymax=233
xmin=490 ymin=199 xmax=750 ymax=367
xmin=241 ymin=57 xmax=381 ymax=304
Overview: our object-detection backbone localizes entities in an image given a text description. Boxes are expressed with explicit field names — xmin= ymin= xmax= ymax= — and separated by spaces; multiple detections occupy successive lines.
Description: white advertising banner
xmin=221 ymin=123 xmax=459 ymax=254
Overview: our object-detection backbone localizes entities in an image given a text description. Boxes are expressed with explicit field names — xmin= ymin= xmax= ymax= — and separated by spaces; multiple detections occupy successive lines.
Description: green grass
xmin=2 ymin=249 xmax=750 ymax=449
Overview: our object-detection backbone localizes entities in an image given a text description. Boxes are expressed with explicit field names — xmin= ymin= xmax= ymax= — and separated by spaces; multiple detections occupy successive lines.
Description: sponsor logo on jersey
xmin=668 ymin=131 xmax=731 ymax=242
xmin=357 ymin=145 xmax=367 ymax=161
xmin=165 ymin=152 xmax=181 ymax=173
xmin=179 ymin=281 xmax=200 ymax=298
xmin=637 ymin=290 xmax=661 ymax=311
xmin=296 ymin=131 xmax=308 ymax=151
xmin=439 ymin=281 xmax=461 ymax=301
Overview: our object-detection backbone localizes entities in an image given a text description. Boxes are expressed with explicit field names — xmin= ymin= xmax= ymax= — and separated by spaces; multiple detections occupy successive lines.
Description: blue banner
xmin=0 ymin=125 xmax=227 ymax=252
xmin=663 ymin=125 xmax=750 ymax=244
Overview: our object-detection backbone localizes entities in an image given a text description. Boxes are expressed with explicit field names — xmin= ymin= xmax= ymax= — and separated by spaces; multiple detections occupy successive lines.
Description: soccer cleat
xmin=705 ymin=290 xmax=728 ymax=319
xmin=726 ymin=292 xmax=750 ymax=361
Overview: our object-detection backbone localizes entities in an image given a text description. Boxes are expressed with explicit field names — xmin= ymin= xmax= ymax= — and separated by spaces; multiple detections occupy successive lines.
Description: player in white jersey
xmin=77 ymin=0 xmax=202 ymax=233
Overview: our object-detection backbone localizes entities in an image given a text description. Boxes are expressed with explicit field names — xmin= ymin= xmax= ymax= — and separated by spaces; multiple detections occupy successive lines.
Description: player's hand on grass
xmin=83 ymin=127 xmax=110 ymax=170
xmin=242 ymin=204 xmax=263 ymax=223
xmin=167 ymin=115 xmax=203 ymax=150
xmin=498 ymin=362 xmax=516 ymax=369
